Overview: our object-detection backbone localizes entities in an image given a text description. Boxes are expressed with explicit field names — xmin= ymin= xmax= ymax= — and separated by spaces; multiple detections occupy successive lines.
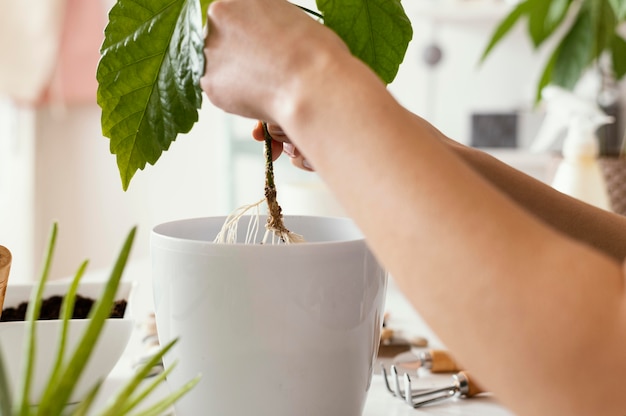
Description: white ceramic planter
xmin=0 ymin=280 xmax=134 ymax=404
xmin=151 ymin=216 xmax=387 ymax=416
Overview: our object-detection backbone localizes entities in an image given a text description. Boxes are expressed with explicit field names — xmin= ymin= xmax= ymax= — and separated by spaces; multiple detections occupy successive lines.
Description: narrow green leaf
xmin=14 ymin=223 xmax=58 ymax=416
xmin=535 ymin=43 xmax=559 ymax=103
xmin=99 ymin=339 xmax=178 ymax=416
xmin=70 ymin=380 xmax=103 ymax=416
xmin=480 ymin=0 xmax=531 ymax=63
xmin=611 ymin=32 xmax=626 ymax=78
xmin=551 ymin=7 xmax=594 ymax=89
xmin=0 ymin=347 xmax=12 ymax=415
xmin=119 ymin=362 xmax=178 ymax=414
xmin=316 ymin=0 xmax=413 ymax=84
xmin=97 ymin=0 xmax=204 ymax=190
xmin=42 ymin=228 xmax=136 ymax=415
xmin=128 ymin=376 xmax=200 ymax=416
xmin=36 ymin=260 xmax=89 ymax=413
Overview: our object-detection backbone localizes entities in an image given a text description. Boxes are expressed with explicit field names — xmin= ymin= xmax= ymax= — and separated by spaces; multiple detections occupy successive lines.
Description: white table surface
xmin=90 ymin=260 xmax=516 ymax=416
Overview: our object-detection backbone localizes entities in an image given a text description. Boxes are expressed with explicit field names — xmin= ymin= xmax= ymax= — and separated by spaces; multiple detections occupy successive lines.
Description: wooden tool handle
xmin=457 ymin=371 xmax=486 ymax=397
xmin=0 ymin=245 xmax=12 ymax=317
xmin=429 ymin=349 xmax=462 ymax=373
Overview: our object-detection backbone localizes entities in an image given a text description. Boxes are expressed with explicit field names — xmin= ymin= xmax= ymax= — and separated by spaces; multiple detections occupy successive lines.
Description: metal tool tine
xmin=380 ymin=364 xmax=395 ymax=395
xmin=410 ymin=371 xmax=481 ymax=408
xmin=391 ymin=365 xmax=403 ymax=398
xmin=412 ymin=389 xmax=456 ymax=408
xmin=404 ymin=373 xmax=413 ymax=406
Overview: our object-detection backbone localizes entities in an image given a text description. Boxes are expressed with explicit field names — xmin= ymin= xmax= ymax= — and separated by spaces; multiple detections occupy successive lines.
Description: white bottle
xmin=551 ymin=116 xmax=613 ymax=210
xmin=531 ymin=86 xmax=614 ymax=210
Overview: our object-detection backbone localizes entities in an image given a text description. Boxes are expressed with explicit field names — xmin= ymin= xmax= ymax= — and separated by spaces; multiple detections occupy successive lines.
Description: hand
xmin=201 ymin=0 xmax=348 ymax=125
xmin=252 ymin=121 xmax=315 ymax=171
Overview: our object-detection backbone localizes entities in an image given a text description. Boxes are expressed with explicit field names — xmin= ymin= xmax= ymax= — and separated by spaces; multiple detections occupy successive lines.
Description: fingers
xmin=283 ymin=143 xmax=315 ymax=171
xmin=251 ymin=121 xmax=314 ymax=171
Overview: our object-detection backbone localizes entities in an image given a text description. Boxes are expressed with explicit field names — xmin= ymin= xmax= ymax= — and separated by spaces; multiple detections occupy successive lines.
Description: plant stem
xmin=262 ymin=122 xmax=290 ymax=239
xmin=295 ymin=4 xmax=324 ymax=20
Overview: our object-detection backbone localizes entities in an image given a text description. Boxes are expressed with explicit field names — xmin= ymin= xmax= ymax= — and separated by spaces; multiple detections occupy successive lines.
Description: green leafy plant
xmin=0 ymin=223 xmax=199 ymax=416
xmin=97 ymin=0 xmax=413 ymax=190
xmin=481 ymin=0 xmax=626 ymax=102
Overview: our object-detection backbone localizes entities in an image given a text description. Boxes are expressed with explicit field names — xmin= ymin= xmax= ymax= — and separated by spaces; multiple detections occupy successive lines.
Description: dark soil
xmin=0 ymin=295 xmax=127 ymax=322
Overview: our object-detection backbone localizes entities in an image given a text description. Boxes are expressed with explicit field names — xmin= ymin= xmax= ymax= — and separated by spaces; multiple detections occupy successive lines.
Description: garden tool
xmin=0 ymin=245 xmax=11 ymax=318
xmin=394 ymin=349 xmax=461 ymax=373
xmin=381 ymin=365 xmax=485 ymax=408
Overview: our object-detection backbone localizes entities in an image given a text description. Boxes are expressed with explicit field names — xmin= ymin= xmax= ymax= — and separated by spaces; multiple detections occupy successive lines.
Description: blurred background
xmin=1 ymin=0 xmax=624 ymax=281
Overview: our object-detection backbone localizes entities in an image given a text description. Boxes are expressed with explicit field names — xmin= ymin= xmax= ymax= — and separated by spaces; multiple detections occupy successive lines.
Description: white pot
xmin=0 ymin=280 xmax=134 ymax=404
xmin=151 ymin=215 xmax=387 ymax=416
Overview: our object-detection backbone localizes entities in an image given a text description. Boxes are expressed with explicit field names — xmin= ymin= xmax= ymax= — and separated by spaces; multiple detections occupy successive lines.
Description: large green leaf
xmin=528 ymin=0 xmax=572 ymax=47
xmin=317 ymin=0 xmax=413 ymax=85
xmin=480 ymin=0 xmax=530 ymax=62
xmin=534 ymin=42 xmax=559 ymax=102
xmin=608 ymin=0 xmax=626 ymax=19
xmin=551 ymin=6 xmax=594 ymax=89
xmin=611 ymin=33 xmax=626 ymax=78
xmin=200 ymin=0 xmax=212 ymax=26
xmin=97 ymin=0 xmax=204 ymax=190
xmin=590 ymin=0 xmax=617 ymax=60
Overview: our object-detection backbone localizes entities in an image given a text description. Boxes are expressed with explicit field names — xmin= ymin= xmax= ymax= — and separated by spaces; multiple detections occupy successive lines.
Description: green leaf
xmin=534 ymin=43 xmax=559 ymax=103
xmin=70 ymin=380 xmax=103 ymax=416
xmin=590 ymin=0 xmax=617 ymax=60
xmin=36 ymin=260 xmax=89 ymax=412
xmin=40 ymin=227 xmax=136 ymax=415
xmin=14 ymin=222 xmax=57 ymax=416
xmin=528 ymin=0 xmax=572 ymax=47
xmin=611 ymin=33 xmax=626 ymax=79
xmin=480 ymin=0 xmax=530 ymax=63
xmin=100 ymin=339 xmax=178 ymax=416
xmin=127 ymin=375 xmax=200 ymax=416
xmin=200 ymin=0 xmax=213 ymax=26
xmin=551 ymin=6 xmax=594 ymax=89
xmin=316 ymin=0 xmax=413 ymax=84
xmin=97 ymin=0 xmax=204 ymax=190
xmin=0 ymin=347 xmax=12 ymax=415
xmin=608 ymin=0 xmax=626 ymax=19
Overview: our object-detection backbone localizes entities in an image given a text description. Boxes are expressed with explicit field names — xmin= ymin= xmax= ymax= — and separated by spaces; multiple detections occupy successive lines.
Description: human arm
xmin=449 ymin=141 xmax=626 ymax=261
xmin=201 ymin=2 xmax=626 ymax=415
xmin=255 ymin=120 xmax=626 ymax=262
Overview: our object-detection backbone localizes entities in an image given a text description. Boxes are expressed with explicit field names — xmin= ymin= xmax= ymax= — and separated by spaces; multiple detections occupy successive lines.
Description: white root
xmin=214 ymin=198 xmax=305 ymax=245
xmin=213 ymin=198 xmax=265 ymax=244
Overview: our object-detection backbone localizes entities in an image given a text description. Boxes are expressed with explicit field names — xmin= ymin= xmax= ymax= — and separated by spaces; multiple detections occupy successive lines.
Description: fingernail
xmin=270 ymin=126 xmax=285 ymax=136
xmin=283 ymin=143 xmax=297 ymax=158
xmin=302 ymin=159 xmax=314 ymax=171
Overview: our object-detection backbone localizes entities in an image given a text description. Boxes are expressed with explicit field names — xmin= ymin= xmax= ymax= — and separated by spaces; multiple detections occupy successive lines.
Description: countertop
xmin=89 ymin=260 xmax=516 ymax=415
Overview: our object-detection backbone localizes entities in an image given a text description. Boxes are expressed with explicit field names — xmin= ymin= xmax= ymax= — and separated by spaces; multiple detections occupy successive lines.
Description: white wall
xmin=1 ymin=101 xmax=230 ymax=281
xmin=390 ymin=1 xmax=550 ymax=146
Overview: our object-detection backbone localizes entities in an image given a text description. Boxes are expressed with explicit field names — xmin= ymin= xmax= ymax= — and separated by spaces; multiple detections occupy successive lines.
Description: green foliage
xmin=97 ymin=0 xmax=413 ymax=190
xmin=0 ymin=224 xmax=199 ymax=415
xmin=318 ymin=0 xmax=413 ymax=84
xmin=481 ymin=0 xmax=626 ymax=102
xmin=97 ymin=0 xmax=204 ymax=191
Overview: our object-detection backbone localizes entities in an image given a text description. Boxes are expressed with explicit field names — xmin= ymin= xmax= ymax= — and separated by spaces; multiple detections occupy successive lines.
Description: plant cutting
xmin=0 ymin=223 xmax=199 ymax=416
xmin=97 ymin=2 xmax=408 ymax=414
xmin=97 ymin=0 xmax=413 ymax=240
